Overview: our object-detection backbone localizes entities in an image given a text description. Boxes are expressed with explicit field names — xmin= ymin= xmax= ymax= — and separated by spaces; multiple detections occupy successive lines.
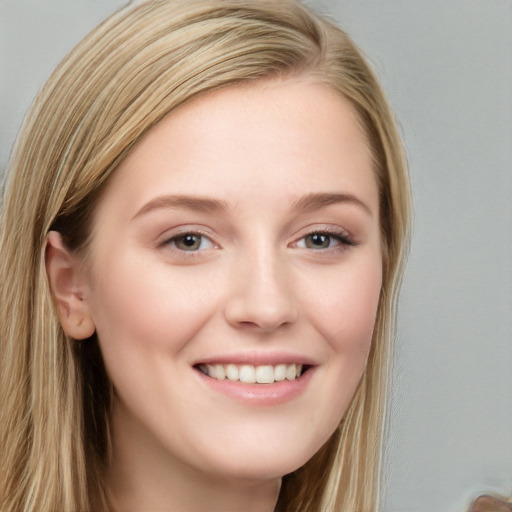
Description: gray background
xmin=1 ymin=1 xmax=511 ymax=511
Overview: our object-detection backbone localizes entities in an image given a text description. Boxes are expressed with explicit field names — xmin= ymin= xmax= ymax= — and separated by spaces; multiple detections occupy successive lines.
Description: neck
xmin=105 ymin=400 xmax=281 ymax=512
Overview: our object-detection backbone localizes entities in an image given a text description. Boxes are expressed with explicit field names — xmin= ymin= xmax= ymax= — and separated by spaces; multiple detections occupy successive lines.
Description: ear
xmin=45 ymin=231 xmax=95 ymax=340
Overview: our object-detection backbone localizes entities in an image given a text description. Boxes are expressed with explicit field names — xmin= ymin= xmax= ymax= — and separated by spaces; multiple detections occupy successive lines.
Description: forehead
xmin=94 ymin=78 xmax=378 ymax=221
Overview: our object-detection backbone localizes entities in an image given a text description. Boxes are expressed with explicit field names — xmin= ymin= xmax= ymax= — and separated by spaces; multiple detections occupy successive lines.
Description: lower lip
xmin=195 ymin=367 xmax=315 ymax=406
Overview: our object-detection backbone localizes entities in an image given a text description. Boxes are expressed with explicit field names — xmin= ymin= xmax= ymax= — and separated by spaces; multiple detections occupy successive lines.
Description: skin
xmin=47 ymin=77 xmax=382 ymax=512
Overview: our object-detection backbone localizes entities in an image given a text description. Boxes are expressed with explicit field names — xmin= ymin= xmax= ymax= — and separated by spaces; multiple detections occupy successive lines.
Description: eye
xmin=294 ymin=230 xmax=354 ymax=250
xmin=303 ymin=232 xmax=340 ymax=249
xmin=168 ymin=233 xmax=214 ymax=251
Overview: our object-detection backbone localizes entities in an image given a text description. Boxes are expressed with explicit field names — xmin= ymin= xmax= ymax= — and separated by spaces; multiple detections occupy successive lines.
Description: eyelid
xmin=170 ymin=233 xmax=213 ymax=251
xmin=158 ymin=226 xmax=221 ymax=251
xmin=289 ymin=225 xmax=356 ymax=250
xmin=156 ymin=224 xmax=356 ymax=254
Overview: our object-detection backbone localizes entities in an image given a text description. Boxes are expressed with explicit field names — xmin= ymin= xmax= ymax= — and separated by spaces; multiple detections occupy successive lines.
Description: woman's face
xmin=82 ymin=78 xmax=382 ymax=482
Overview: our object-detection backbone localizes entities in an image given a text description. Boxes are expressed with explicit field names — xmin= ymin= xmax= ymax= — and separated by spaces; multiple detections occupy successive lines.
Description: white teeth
xmin=286 ymin=364 xmax=297 ymax=381
xmin=239 ymin=365 xmax=256 ymax=383
xmin=256 ymin=365 xmax=274 ymax=384
xmin=274 ymin=364 xmax=286 ymax=381
xmin=226 ymin=364 xmax=239 ymax=381
xmin=198 ymin=363 xmax=304 ymax=384
xmin=214 ymin=364 xmax=225 ymax=380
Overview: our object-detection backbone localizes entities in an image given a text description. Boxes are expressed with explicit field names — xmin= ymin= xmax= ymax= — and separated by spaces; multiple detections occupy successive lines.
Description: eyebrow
xmin=132 ymin=194 xmax=230 ymax=220
xmin=291 ymin=192 xmax=373 ymax=217
xmin=132 ymin=191 xmax=373 ymax=220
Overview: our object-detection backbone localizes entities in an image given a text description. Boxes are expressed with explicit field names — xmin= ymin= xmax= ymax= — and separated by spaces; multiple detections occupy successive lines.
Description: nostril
xmin=235 ymin=319 xmax=294 ymax=334
xmin=223 ymin=271 xmax=298 ymax=331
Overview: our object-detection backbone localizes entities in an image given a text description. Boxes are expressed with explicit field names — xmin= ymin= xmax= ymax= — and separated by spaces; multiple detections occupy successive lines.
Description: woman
xmin=0 ymin=1 xmax=411 ymax=511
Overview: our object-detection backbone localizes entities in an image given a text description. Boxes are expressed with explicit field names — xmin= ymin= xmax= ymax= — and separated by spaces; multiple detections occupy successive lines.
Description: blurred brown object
xmin=469 ymin=495 xmax=512 ymax=512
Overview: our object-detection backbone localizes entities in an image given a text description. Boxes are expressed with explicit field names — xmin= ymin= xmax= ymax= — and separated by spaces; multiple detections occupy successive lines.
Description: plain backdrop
xmin=1 ymin=1 xmax=511 ymax=511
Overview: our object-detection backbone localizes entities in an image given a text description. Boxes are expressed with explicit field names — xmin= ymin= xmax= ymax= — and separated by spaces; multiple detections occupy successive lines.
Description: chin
xmin=196 ymin=432 xmax=330 ymax=483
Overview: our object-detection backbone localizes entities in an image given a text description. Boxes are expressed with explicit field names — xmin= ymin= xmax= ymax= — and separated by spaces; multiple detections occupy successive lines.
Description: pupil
xmin=308 ymin=233 xmax=329 ymax=248
xmin=179 ymin=234 xmax=200 ymax=249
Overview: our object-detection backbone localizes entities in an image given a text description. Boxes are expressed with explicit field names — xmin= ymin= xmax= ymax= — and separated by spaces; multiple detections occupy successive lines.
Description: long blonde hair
xmin=0 ymin=1 xmax=411 ymax=511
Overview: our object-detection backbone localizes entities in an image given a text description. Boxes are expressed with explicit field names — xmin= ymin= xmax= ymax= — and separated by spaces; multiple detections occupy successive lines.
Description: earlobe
xmin=45 ymin=231 xmax=95 ymax=340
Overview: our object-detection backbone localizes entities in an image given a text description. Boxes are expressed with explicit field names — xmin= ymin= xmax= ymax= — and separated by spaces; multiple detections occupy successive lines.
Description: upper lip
xmin=192 ymin=351 xmax=318 ymax=367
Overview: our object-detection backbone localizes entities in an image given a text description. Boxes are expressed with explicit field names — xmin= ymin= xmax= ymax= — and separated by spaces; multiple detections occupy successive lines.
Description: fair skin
xmin=46 ymin=78 xmax=382 ymax=512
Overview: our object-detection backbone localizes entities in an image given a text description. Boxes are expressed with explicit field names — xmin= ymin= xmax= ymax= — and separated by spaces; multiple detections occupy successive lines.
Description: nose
xmin=224 ymin=249 xmax=298 ymax=333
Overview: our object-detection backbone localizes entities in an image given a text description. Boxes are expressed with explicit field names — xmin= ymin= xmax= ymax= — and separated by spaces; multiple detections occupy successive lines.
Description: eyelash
xmin=161 ymin=227 xmax=355 ymax=254
xmin=293 ymin=227 xmax=356 ymax=252
xmin=162 ymin=229 xmax=216 ymax=253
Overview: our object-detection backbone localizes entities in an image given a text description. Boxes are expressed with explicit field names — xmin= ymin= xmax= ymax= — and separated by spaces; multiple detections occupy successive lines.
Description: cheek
xmin=306 ymin=257 xmax=382 ymax=355
xmin=295 ymin=255 xmax=382 ymax=432
xmin=86 ymin=252 xmax=220 ymax=367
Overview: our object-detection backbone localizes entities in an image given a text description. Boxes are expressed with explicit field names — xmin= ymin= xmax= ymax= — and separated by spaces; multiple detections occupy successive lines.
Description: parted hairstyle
xmin=0 ymin=1 xmax=411 ymax=511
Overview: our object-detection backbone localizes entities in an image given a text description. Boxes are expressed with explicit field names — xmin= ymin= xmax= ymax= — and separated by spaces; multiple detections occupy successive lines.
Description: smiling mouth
xmin=196 ymin=363 xmax=309 ymax=384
